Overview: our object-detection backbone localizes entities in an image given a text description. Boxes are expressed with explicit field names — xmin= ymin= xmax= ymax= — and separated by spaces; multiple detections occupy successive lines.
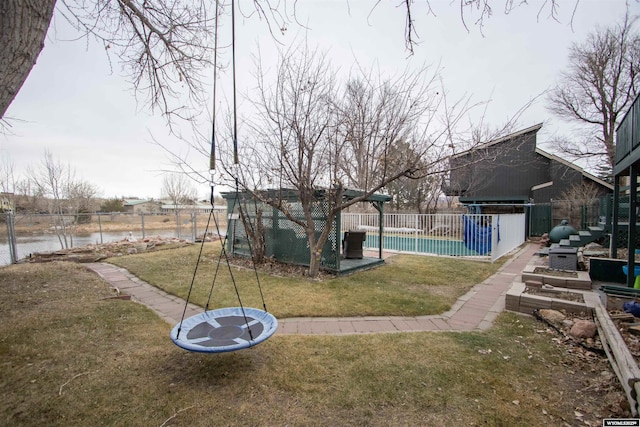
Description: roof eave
xmin=535 ymin=148 xmax=614 ymax=190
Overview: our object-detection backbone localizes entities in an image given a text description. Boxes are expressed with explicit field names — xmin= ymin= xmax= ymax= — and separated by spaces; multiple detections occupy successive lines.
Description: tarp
xmin=463 ymin=215 xmax=492 ymax=255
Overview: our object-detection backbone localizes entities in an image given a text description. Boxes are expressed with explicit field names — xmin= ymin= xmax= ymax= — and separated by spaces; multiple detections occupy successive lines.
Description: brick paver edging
xmin=85 ymin=243 xmax=539 ymax=335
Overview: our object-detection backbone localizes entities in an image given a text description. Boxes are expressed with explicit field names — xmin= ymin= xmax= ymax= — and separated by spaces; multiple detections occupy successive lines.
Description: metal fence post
xmin=6 ymin=212 xmax=18 ymax=264
xmin=141 ymin=212 xmax=146 ymax=239
xmin=192 ymin=211 xmax=197 ymax=242
xmin=414 ymin=213 xmax=419 ymax=253
xmin=98 ymin=213 xmax=103 ymax=244
xmin=176 ymin=211 xmax=181 ymax=239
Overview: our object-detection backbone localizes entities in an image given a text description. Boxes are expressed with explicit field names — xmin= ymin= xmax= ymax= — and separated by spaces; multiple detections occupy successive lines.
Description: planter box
xmin=521 ymin=265 xmax=592 ymax=290
xmin=505 ymin=281 xmax=597 ymax=315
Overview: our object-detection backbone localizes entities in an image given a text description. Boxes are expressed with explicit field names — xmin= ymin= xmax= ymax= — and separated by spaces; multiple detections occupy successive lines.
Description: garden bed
xmin=506 ymin=282 xmax=597 ymax=315
xmin=532 ymin=266 xmax=578 ymax=278
xmin=521 ymin=265 xmax=591 ymax=290
xmin=525 ymin=286 xmax=584 ymax=303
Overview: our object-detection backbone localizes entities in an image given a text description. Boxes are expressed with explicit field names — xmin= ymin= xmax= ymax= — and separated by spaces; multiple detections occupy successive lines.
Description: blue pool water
xmin=364 ymin=234 xmax=486 ymax=256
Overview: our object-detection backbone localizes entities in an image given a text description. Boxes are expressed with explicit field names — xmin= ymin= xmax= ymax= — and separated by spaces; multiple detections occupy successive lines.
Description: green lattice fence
xmin=225 ymin=196 xmax=340 ymax=272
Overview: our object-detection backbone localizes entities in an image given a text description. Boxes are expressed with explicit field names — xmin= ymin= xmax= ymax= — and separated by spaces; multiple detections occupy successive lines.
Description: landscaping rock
xmin=21 ymin=236 xmax=194 ymax=263
xmin=538 ymin=309 xmax=566 ymax=323
xmin=569 ymin=319 xmax=597 ymax=339
xmin=525 ymin=280 xmax=543 ymax=289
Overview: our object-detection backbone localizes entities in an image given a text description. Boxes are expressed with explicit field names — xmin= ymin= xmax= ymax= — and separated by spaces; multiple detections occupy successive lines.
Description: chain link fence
xmin=1 ymin=211 xmax=227 ymax=266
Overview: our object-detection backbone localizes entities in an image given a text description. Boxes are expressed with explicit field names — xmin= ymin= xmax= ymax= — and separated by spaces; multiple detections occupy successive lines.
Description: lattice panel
xmin=229 ymin=199 xmax=339 ymax=272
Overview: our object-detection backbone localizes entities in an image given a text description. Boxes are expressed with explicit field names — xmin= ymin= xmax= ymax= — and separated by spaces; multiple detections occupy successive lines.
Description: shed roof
xmin=450 ymin=123 xmax=543 ymax=160
xmin=534 ymin=148 xmax=613 ymax=190
xmin=221 ymin=188 xmax=391 ymax=203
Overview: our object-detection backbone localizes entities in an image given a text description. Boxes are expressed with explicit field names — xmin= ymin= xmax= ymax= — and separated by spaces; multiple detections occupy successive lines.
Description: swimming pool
xmin=363 ymin=233 xmax=488 ymax=257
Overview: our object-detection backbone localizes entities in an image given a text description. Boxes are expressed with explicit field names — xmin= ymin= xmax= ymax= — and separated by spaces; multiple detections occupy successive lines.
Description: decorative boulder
xmin=569 ymin=319 xmax=597 ymax=339
xmin=538 ymin=309 xmax=566 ymax=323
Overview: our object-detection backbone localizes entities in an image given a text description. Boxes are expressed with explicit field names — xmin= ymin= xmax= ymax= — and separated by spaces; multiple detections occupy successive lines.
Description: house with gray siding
xmin=444 ymin=123 xmax=613 ymax=207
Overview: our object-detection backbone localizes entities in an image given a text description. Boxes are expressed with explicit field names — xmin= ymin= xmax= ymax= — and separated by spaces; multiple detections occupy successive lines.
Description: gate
xmin=529 ymin=204 xmax=551 ymax=236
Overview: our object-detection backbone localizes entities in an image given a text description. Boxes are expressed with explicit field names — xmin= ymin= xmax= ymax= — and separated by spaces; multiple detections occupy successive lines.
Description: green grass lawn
xmin=106 ymin=243 xmax=504 ymax=317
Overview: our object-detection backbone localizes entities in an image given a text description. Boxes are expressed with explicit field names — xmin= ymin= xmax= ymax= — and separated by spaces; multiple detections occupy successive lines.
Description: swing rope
xmin=174 ymin=0 xmax=223 ymax=338
xmin=175 ymin=207 xmax=214 ymax=338
xmin=236 ymin=195 xmax=268 ymax=312
xmin=223 ymin=0 xmax=268 ymax=315
xmin=174 ymin=0 xmax=271 ymax=344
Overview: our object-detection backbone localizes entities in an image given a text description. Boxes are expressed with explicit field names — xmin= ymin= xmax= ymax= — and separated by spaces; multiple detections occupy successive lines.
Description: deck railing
xmin=614 ymin=92 xmax=640 ymax=172
xmin=341 ymin=212 xmax=526 ymax=262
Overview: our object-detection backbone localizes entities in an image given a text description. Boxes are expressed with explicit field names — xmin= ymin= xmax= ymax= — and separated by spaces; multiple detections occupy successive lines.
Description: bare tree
xmin=13 ymin=179 xmax=45 ymax=214
xmin=27 ymin=150 xmax=98 ymax=248
xmin=337 ymin=67 xmax=439 ymax=192
xmin=392 ymin=0 xmax=582 ymax=54
xmin=29 ymin=152 xmax=72 ymax=248
xmin=0 ymin=154 xmax=16 ymax=209
xmin=217 ymin=46 xmax=469 ymax=277
xmin=380 ymin=140 xmax=440 ymax=213
xmin=1 ymin=1 xmax=301 ymax=128
xmin=547 ymin=12 xmax=640 ymax=179
xmin=555 ymin=182 xmax=603 ymax=228
xmin=162 ymin=172 xmax=197 ymax=233
xmin=162 ymin=173 xmax=197 ymax=205
xmin=2 ymin=0 xmax=218 ymax=128
xmin=386 ymin=174 xmax=444 ymax=214
xmin=67 ymin=180 xmax=99 ymax=223
xmin=237 ymin=48 xmax=340 ymax=277
xmin=419 ymin=174 xmax=445 ymax=214
xmin=2 ymin=1 xmax=591 ymax=126
xmin=0 ymin=0 xmax=57 ymax=120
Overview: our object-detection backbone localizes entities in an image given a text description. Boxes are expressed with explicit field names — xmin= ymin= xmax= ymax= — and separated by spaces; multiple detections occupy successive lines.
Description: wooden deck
xmin=338 ymin=256 xmax=385 ymax=275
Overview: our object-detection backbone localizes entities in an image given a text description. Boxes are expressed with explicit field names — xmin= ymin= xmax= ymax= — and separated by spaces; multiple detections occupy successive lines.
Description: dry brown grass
xmin=0 ymin=261 xmax=629 ymax=426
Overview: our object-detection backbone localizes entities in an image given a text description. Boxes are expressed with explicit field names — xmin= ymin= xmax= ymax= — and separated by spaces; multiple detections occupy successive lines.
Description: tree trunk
xmin=0 ymin=0 xmax=56 ymax=119
xmin=306 ymin=226 xmax=322 ymax=277
xmin=239 ymin=205 xmax=265 ymax=264
xmin=308 ymin=245 xmax=321 ymax=277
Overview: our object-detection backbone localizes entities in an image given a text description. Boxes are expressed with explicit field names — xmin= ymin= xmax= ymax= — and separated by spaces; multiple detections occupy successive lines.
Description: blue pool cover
xmin=463 ymin=215 xmax=492 ymax=255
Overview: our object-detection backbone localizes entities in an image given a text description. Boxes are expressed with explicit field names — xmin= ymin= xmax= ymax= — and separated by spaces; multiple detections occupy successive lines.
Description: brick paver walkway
xmin=85 ymin=243 xmax=540 ymax=334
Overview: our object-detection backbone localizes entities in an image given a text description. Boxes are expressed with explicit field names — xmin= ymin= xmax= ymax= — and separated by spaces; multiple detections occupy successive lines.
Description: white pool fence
xmin=341 ymin=213 xmax=526 ymax=262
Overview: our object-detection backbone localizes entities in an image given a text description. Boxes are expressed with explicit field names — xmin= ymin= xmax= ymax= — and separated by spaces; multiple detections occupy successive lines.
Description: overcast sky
xmin=1 ymin=0 xmax=636 ymax=200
